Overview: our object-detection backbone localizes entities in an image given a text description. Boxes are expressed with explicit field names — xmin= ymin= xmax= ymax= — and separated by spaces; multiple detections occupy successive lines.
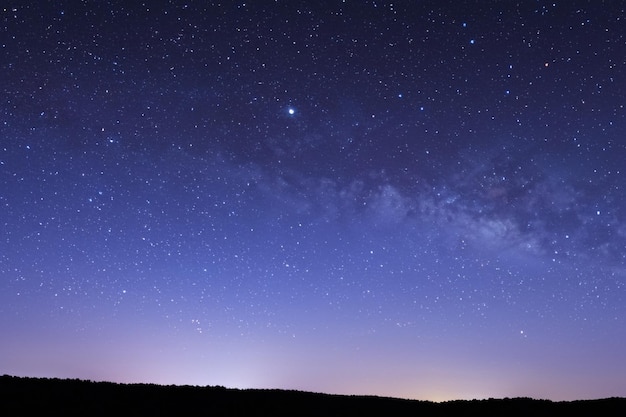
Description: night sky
xmin=2 ymin=1 xmax=626 ymax=402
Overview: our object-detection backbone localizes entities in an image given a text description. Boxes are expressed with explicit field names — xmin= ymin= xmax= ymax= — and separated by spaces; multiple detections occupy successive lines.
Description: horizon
xmin=3 ymin=373 xmax=621 ymax=404
xmin=1 ymin=1 xmax=625 ymax=403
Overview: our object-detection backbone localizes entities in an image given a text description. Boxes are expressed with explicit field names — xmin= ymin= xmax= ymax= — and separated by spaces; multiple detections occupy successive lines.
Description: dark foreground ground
xmin=1 ymin=374 xmax=625 ymax=416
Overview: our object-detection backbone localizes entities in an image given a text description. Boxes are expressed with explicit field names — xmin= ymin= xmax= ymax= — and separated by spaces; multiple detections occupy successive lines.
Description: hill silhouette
xmin=1 ymin=374 xmax=624 ymax=416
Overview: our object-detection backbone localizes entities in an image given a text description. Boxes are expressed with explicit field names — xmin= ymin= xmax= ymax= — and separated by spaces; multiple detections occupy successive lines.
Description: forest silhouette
xmin=1 ymin=374 xmax=625 ymax=416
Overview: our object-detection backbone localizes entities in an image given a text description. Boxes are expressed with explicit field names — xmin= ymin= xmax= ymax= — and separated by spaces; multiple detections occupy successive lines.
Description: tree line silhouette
xmin=1 ymin=374 xmax=624 ymax=416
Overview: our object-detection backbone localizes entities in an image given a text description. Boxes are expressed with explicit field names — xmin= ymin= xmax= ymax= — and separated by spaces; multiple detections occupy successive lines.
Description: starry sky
xmin=1 ymin=0 xmax=626 ymax=402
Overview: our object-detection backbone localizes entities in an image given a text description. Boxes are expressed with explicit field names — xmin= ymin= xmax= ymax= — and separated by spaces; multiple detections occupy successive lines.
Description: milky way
xmin=1 ymin=1 xmax=625 ymax=401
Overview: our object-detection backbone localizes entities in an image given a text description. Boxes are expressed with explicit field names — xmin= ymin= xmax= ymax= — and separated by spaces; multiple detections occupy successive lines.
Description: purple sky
xmin=1 ymin=1 xmax=625 ymax=401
